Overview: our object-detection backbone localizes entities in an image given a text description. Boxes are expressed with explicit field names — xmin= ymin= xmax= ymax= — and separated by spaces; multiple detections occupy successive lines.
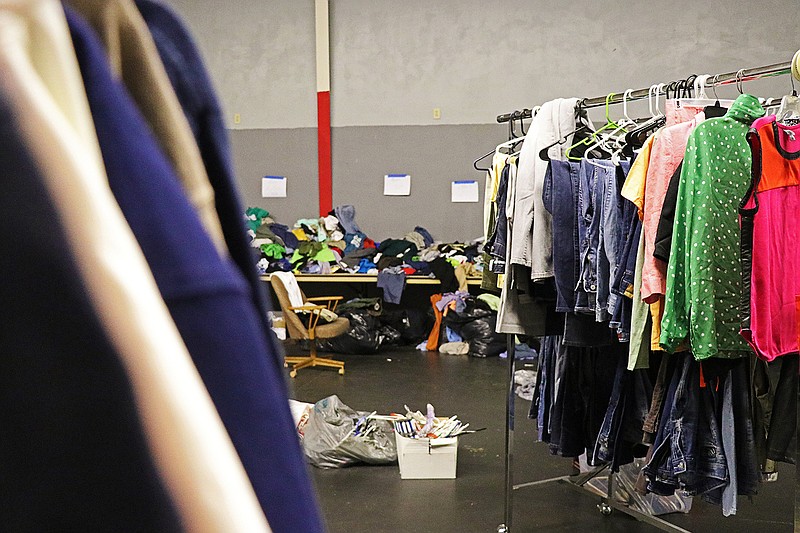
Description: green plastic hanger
xmin=566 ymin=93 xmax=626 ymax=161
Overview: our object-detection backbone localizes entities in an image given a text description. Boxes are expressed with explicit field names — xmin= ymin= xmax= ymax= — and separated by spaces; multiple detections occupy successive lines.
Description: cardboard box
xmin=395 ymin=432 xmax=458 ymax=479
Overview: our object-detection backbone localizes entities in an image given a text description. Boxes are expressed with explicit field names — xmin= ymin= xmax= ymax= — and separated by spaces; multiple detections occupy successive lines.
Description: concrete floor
xmin=286 ymin=346 xmax=796 ymax=533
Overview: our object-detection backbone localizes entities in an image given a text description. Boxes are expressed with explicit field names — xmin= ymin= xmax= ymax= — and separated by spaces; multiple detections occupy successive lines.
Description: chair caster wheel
xmin=289 ymin=370 xmax=297 ymax=378
xmin=338 ymin=368 xmax=345 ymax=375
xmin=598 ymin=502 xmax=612 ymax=516
xmin=497 ymin=525 xmax=509 ymax=533
xmin=284 ymin=362 xmax=289 ymax=368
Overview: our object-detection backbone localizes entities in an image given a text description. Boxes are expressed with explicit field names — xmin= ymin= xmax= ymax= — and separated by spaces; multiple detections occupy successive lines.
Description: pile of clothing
xmin=246 ymin=204 xmax=484 ymax=303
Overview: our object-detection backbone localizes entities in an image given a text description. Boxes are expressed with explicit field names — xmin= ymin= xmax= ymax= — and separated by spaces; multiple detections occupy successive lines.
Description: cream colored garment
xmin=0 ymin=2 xmax=269 ymax=531
xmin=66 ymin=0 xmax=227 ymax=254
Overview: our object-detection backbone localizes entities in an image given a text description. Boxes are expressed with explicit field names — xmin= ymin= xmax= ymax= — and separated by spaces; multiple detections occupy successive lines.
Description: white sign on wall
xmin=383 ymin=174 xmax=411 ymax=196
xmin=451 ymin=180 xmax=479 ymax=203
xmin=261 ymin=175 xmax=287 ymax=198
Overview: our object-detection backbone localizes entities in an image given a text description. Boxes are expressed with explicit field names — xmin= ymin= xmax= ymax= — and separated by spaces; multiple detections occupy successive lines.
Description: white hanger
xmin=648 ymin=84 xmax=658 ymax=118
xmin=494 ymin=136 xmax=525 ymax=157
xmin=622 ymin=88 xmax=635 ymax=122
xmin=776 ymin=94 xmax=800 ymax=124
xmin=694 ymin=74 xmax=712 ymax=99
xmin=610 ymin=90 xmax=637 ymax=165
xmin=679 ymin=74 xmax=734 ymax=108
xmin=655 ymin=83 xmax=667 ymax=117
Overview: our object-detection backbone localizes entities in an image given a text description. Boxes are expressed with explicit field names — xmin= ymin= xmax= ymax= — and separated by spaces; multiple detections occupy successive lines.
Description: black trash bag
xmin=377 ymin=324 xmax=402 ymax=346
xmin=301 ymin=395 xmax=397 ymax=468
xmin=442 ymin=298 xmax=505 ymax=357
xmin=379 ymin=309 xmax=434 ymax=345
xmin=317 ymin=310 xmax=383 ymax=354
xmin=461 ymin=313 xmax=505 ymax=357
xmin=441 ymin=297 xmax=489 ymax=335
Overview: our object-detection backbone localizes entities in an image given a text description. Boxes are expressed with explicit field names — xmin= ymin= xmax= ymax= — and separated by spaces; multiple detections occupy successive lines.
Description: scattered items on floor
xmin=499 ymin=341 xmax=539 ymax=360
xmin=297 ymin=395 xmax=397 ymax=469
xmin=267 ymin=311 xmax=286 ymax=340
xmin=392 ymin=404 xmax=478 ymax=439
xmin=439 ymin=341 xmax=470 ymax=355
xmin=514 ymin=370 xmax=537 ymax=401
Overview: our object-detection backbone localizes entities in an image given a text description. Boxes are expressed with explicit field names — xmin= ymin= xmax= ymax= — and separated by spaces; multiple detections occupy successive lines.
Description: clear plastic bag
xmin=301 ymin=395 xmax=397 ymax=469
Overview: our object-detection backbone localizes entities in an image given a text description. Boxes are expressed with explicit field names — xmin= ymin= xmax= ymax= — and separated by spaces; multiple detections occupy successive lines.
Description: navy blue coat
xmin=66 ymin=9 xmax=324 ymax=532
xmin=0 ymin=89 xmax=181 ymax=531
xmin=134 ymin=0 xmax=283 ymax=375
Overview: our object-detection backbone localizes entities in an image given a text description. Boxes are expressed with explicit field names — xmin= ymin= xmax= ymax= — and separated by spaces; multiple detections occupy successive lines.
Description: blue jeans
xmin=594 ymin=160 xmax=625 ymax=323
xmin=645 ymin=354 xmax=729 ymax=497
xmin=644 ymin=351 xmax=683 ymax=495
xmin=594 ymin=349 xmax=628 ymax=464
xmin=575 ymin=159 xmax=598 ymax=314
xmin=610 ymin=215 xmax=641 ymax=341
xmin=487 ymin=164 xmax=510 ymax=265
xmin=543 ymin=160 xmax=581 ymax=313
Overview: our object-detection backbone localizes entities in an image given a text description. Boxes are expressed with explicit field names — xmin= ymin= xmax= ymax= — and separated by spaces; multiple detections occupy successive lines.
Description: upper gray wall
xmin=164 ymin=0 xmax=796 ymax=240
xmin=165 ymin=0 xmax=317 ymax=129
xmin=168 ymin=0 xmax=796 ymax=129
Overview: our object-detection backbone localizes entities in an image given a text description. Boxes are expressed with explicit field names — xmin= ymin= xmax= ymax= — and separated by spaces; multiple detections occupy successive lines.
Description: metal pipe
xmin=496 ymin=60 xmax=792 ymax=121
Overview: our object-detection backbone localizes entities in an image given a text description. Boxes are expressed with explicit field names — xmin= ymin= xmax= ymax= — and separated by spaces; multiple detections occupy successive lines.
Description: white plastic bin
xmin=395 ymin=433 xmax=458 ymax=479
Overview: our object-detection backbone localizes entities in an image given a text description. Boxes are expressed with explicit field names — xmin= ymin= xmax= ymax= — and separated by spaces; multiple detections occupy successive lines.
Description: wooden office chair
xmin=270 ymin=272 xmax=349 ymax=377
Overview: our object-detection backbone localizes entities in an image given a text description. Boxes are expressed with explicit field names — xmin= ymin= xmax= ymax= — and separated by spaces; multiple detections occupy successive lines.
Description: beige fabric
xmin=272 ymin=271 xmax=304 ymax=308
xmin=66 ymin=0 xmax=227 ymax=255
xmin=0 ymin=2 xmax=269 ymax=531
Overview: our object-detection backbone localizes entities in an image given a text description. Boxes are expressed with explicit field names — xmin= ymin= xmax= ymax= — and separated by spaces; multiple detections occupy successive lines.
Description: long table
xmin=260 ymin=273 xmax=482 ymax=285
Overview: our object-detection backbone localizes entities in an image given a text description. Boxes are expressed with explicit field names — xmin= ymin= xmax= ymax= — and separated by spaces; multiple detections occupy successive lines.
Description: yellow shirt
xmin=621 ymin=133 xmax=657 ymax=217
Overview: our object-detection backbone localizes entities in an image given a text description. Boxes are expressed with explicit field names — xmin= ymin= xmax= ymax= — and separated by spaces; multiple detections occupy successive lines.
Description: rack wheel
xmin=597 ymin=502 xmax=612 ymax=516
xmin=289 ymin=369 xmax=297 ymax=378
xmin=496 ymin=525 xmax=509 ymax=533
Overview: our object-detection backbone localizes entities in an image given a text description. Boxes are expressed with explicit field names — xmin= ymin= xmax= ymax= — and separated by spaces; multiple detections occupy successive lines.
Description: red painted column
xmin=317 ymin=91 xmax=332 ymax=215
xmin=315 ymin=0 xmax=332 ymax=216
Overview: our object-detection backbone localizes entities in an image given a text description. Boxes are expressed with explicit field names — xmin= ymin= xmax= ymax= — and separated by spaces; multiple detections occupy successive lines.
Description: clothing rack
xmin=493 ymin=57 xmax=795 ymax=533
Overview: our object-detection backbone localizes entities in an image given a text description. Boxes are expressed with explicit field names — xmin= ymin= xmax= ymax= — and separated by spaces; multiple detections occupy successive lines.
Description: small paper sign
xmin=262 ymin=175 xmax=287 ymax=198
xmin=451 ymin=180 xmax=479 ymax=203
xmin=383 ymin=174 xmax=411 ymax=196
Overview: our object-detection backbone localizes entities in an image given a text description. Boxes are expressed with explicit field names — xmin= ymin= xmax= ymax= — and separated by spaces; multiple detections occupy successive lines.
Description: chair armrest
xmin=288 ymin=304 xmax=326 ymax=312
xmin=305 ymin=296 xmax=344 ymax=311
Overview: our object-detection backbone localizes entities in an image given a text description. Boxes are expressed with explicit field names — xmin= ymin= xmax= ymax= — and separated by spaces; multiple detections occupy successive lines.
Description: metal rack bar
xmin=496 ymin=334 xmax=515 ymax=533
xmin=496 ymin=60 xmax=792 ymax=122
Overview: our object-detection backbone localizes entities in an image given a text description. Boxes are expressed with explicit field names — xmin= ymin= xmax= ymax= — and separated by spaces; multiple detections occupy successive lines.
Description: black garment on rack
xmin=653 ymin=161 xmax=682 ymax=263
xmin=0 ymin=95 xmax=181 ymax=532
xmin=765 ymin=353 xmax=798 ymax=464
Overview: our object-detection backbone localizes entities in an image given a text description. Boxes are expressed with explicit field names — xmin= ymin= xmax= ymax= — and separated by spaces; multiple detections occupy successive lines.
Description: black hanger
xmin=683 ymin=75 xmax=697 ymax=98
xmin=666 ymin=80 xmax=679 ymax=100
xmin=538 ymin=124 xmax=589 ymax=161
xmin=703 ymin=74 xmax=728 ymax=118
xmin=473 ymin=149 xmax=494 ymax=172
xmin=538 ymin=102 xmax=592 ymax=161
xmin=517 ymin=109 xmax=530 ymax=136
xmin=622 ymin=114 xmax=665 ymax=157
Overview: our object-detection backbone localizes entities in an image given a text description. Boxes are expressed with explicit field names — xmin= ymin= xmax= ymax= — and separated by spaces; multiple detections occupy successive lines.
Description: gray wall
xmin=167 ymin=0 xmax=798 ymax=239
